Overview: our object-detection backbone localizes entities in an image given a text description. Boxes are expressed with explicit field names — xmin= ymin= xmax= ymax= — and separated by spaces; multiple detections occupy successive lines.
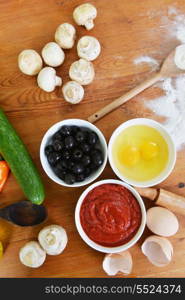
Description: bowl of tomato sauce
xmin=75 ymin=179 xmax=146 ymax=253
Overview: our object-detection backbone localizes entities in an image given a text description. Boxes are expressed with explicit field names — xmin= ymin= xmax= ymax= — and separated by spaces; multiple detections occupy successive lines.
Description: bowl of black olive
xmin=40 ymin=119 xmax=107 ymax=187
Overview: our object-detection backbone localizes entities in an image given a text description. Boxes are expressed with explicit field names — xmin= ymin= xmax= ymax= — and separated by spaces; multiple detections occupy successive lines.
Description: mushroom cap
xmin=77 ymin=36 xmax=101 ymax=61
xmin=38 ymin=224 xmax=68 ymax=255
xmin=174 ymin=44 xmax=185 ymax=70
xmin=146 ymin=207 xmax=179 ymax=237
xmin=69 ymin=58 xmax=95 ymax=85
xmin=55 ymin=23 xmax=76 ymax=49
xmin=18 ymin=49 xmax=43 ymax=75
xmin=37 ymin=67 xmax=62 ymax=92
xmin=19 ymin=241 xmax=46 ymax=268
xmin=103 ymin=251 xmax=133 ymax=276
xmin=141 ymin=235 xmax=173 ymax=267
xmin=62 ymin=81 xmax=84 ymax=104
xmin=42 ymin=42 xmax=65 ymax=67
xmin=73 ymin=3 xmax=97 ymax=30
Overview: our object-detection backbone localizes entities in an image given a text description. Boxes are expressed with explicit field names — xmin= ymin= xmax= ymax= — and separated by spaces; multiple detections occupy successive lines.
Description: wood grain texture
xmin=0 ymin=0 xmax=185 ymax=278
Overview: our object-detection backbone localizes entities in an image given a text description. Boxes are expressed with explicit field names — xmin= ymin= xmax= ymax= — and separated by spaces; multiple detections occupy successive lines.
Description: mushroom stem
xmin=56 ymin=76 xmax=62 ymax=86
xmin=85 ymin=20 xmax=94 ymax=30
xmin=37 ymin=67 xmax=62 ymax=92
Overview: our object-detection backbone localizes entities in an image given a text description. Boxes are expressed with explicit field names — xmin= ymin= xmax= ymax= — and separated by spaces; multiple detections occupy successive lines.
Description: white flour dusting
xmin=135 ymin=6 xmax=185 ymax=150
xmin=172 ymin=14 xmax=185 ymax=43
xmin=168 ymin=6 xmax=178 ymax=16
xmin=134 ymin=56 xmax=159 ymax=71
xmin=145 ymin=76 xmax=185 ymax=150
xmin=163 ymin=6 xmax=185 ymax=43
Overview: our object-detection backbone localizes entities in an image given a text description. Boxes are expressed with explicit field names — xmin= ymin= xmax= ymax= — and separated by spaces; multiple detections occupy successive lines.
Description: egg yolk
xmin=119 ymin=146 xmax=140 ymax=167
xmin=141 ymin=141 xmax=159 ymax=160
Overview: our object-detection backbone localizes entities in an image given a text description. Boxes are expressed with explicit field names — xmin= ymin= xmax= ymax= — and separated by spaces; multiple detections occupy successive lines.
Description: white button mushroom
xmin=55 ymin=23 xmax=76 ymax=49
xmin=62 ymin=81 xmax=84 ymax=104
xmin=77 ymin=36 xmax=101 ymax=61
xmin=69 ymin=58 xmax=95 ymax=85
xmin=37 ymin=67 xmax=62 ymax=92
xmin=38 ymin=225 xmax=68 ymax=255
xmin=18 ymin=49 xmax=43 ymax=75
xmin=41 ymin=42 xmax=65 ymax=67
xmin=174 ymin=44 xmax=185 ymax=70
xmin=73 ymin=3 xmax=97 ymax=30
xmin=19 ymin=241 xmax=46 ymax=268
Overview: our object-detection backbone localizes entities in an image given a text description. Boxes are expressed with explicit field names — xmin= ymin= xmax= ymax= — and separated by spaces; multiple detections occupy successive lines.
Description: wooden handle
xmin=156 ymin=189 xmax=185 ymax=216
xmin=135 ymin=187 xmax=158 ymax=201
xmin=136 ymin=186 xmax=185 ymax=216
xmin=88 ymin=72 xmax=161 ymax=123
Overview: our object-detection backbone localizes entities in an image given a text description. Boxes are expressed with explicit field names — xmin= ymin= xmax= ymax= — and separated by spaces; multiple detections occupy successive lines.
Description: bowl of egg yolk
xmin=108 ymin=118 xmax=176 ymax=188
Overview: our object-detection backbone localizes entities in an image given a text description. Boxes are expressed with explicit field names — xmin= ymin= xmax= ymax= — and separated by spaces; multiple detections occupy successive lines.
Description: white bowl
xmin=75 ymin=179 xmax=146 ymax=253
xmin=108 ymin=118 xmax=176 ymax=188
xmin=40 ymin=119 xmax=107 ymax=187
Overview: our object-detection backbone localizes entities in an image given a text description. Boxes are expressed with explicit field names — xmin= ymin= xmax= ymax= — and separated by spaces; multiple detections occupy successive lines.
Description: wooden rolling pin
xmin=135 ymin=187 xmax=185 ymax=216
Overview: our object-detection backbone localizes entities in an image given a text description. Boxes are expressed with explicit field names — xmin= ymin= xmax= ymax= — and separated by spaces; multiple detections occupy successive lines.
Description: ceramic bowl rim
xmin=40 ymin=119 xmax=108 ymax=187
xmin=75 ymin=179 xmax=146 ymax=253
xmin=108 ymin=118 xmax=176 ymax=188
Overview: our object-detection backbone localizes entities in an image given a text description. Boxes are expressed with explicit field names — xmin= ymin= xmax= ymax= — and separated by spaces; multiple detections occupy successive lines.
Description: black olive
xmin=82 ymin=155 xmax=91 ymax=166
xmin=71 ymin=126 xmax=80 ymax=135
xmin=52 ymin=131 xmax=62 ymax=142
xmin=76 ymin=173 xmax=85 ymax=182
xmin=65 ymin=136 xmax=75 ymax=150
xmin=75 ymin=130 xmax=87 ymax=143
xmin=84 ymin=167 xmax=91 ymax=177
xmin=68 ymin=161 xmax=75 ymax=170
xmin=60 ymin=159 xmax=69 ymax=169
xmin=53 ymin=140 xmax=64 ymax=152
xmin=61 ymin=150 xmax=71 ymax=160
xmin=80 ymin=143 xmax=91 ymax=153
xmin=45 ymin=145 xmax=54 ymax=156
xmin=91 ymin=149 xmax=102 ymax=156
xmin=87 ymin=131 xmax=98 ymax=145
xmin=72 ymin=163 xmax=84 ymax=174
xmin=89 ymin=163 xmax=96 ymax=171
xmin=72 ymin=148 xmax=83 ymax=160
xmin=59 ymin=125 xmax=72 ymax=137
xmin=54 ymin=168 xmax=67 ymax=180
xmin=47 ymin=152 xmax=61 ymax=166
xmin=55 ymin=160 xmax=66 ymax=172
xmin=91 ymin=150 xmax=104 ymax=168
xmin=64 ymin=173 xmax=76 ymax=185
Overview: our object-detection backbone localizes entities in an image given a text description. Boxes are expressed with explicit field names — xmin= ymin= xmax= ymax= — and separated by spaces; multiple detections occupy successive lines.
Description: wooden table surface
xmin=0 ymin=0 xmax=185 ymax=278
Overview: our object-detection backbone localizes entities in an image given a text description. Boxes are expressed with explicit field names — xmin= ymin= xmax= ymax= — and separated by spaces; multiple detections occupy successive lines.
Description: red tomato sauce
xmin=80 ymin=184 xmax=142 ymax=247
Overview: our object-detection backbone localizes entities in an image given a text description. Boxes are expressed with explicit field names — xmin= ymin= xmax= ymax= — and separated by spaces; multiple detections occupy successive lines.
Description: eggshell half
xmin=141 ymin=235 xmax=173 ymax=267
xmin=146 ymin=207 xmax=179 ymax=237
xmin=103 ymin=251 xmax=133 ymax=276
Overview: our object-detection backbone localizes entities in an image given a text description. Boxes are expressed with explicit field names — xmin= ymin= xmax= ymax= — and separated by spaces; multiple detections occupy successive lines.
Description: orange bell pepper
xmin=0 ymin=161 xmax=9 ymax=192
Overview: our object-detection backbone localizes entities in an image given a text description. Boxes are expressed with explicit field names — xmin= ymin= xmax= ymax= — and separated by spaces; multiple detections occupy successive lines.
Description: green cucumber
xmin=0 ymin=109 xmax=45 ymax=205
